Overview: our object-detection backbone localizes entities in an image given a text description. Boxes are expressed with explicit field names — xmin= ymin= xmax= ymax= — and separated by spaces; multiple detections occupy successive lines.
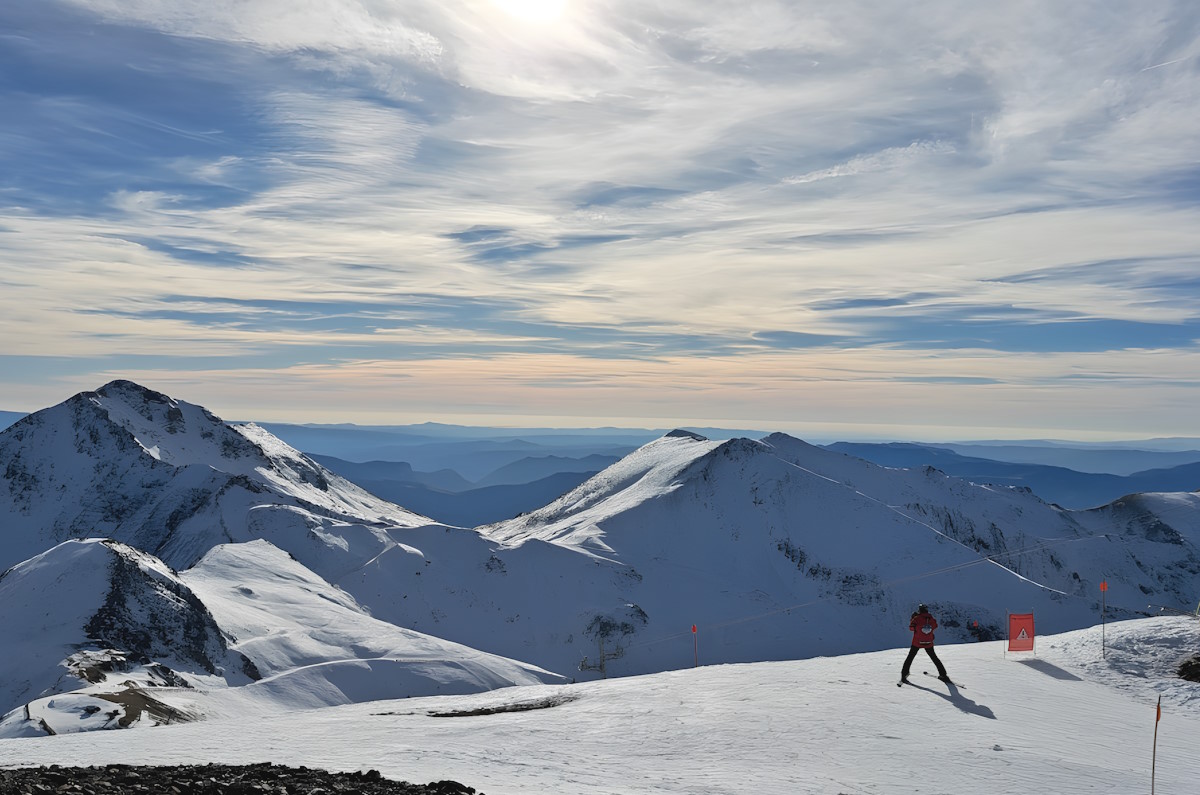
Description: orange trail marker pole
xmin=692 ymin=624 xmax=698 ymax=668
xmin=1100 ymin=580 xmax=1108 ymax=658
xmin=1152 ymin=695 xmax=1161 ymax=795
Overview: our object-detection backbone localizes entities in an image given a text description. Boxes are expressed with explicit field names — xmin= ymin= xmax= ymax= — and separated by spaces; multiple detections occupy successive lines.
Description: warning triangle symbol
xmin=1017 ymin=629 xmax=1029 ymax=639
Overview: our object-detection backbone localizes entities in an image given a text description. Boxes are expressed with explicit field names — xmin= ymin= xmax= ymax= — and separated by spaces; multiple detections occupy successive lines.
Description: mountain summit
xmin=0 ymin=380 xmax=430 ymax=577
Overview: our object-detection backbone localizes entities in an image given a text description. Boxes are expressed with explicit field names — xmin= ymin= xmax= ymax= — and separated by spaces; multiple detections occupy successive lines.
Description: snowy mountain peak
xmin=0 ymin=381 xmax=432 ymax=574
xmin=760 ymin=431 xmax=822 ymax=455
xmin=481 ymin=430 xmax=726 ymax=548
xmin=87 ymin=380 xmax=265 ymax=469
xmin=479 ymin=430 xmax=902 ymax=551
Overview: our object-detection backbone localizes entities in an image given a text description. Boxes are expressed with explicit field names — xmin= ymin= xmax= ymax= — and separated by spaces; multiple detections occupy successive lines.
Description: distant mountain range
xmin=312 ymin=458 xmax=597 ymax=528
xmin=932 ymin=441 xmax=1200 ymax=475
xmin=257 ymin=421 xmax=645 ymax=481
xmin=826 ymin=442 xmax=1200 ymax=509
xmin=2 ymin=381 xmax=1199 ymax=738
xmin=307 ymin=454 xmax=474 ymax=492
xmin=308 ymin=453 xmax=615 ymax=527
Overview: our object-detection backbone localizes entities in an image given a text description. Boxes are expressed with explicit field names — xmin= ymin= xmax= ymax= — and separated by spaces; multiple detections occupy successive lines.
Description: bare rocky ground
xmin=0 ymin=763 xmax=479 ymax=794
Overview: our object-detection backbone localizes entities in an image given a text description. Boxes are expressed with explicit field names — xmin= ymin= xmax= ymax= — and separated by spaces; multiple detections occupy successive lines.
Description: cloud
xmin=58 ymin=0 xmax=444 ymax=64
xmin=783 ymin=141 xmax=957 ymax=185
xmin=3 ymin=1 xmax=1200 ymax=437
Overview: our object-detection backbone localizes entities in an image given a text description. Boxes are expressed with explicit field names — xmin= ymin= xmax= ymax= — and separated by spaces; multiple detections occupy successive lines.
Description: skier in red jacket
xmin=901 ymin=604 xmax=950 ymax=684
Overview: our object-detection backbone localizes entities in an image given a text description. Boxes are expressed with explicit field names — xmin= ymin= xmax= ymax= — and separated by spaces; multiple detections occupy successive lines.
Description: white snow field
xmin=2 ymin=617 xmax=1197 ymax=795
xmin=0 ymin=539 xmax=563 ymax=737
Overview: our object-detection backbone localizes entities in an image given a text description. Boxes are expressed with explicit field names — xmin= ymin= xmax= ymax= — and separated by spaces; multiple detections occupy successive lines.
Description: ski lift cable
xmin=777 ymin=457 xmax=1055 ymax=583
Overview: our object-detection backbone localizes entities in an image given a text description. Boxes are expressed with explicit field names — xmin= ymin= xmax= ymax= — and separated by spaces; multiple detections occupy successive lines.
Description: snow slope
xmin=179 ymin=540 xmax=562 ymax=709
xmin=1 ymin=617 xmax=1196 ymax=795
xmin=0 ymin=539 xmax=563 ymax=738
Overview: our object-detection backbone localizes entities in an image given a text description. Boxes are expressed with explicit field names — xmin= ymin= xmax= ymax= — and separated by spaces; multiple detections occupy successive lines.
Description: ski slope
xmin=2 ymin=617 xmax=1196 ymax=794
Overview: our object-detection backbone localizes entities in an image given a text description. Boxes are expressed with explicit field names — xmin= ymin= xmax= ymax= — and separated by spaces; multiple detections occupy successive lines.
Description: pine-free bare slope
xmin=1 ymin=618 xmax=1196 ymax=795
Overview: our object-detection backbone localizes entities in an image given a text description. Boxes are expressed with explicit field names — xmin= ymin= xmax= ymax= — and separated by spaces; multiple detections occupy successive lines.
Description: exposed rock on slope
xmin=0 ymin=539 xmax=257 ymax=730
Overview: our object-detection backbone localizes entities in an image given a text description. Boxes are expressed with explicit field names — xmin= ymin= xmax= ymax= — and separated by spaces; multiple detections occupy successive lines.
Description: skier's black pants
xmin=902 ymin=645 xmax=947 ymax=678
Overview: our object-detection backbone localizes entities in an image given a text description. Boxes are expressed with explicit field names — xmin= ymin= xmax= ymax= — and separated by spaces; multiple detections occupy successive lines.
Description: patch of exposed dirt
xmin=93 ymin=686 xmax=195 ymax=728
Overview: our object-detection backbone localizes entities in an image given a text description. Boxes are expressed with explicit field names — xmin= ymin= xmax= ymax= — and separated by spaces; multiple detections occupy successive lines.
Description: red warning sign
xmin=1008 ymin=613 xmax=1035 ymax=652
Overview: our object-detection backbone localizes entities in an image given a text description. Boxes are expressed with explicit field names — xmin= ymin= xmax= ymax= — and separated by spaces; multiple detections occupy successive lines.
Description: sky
xmin=2 ymin=1 xmax=1200 ymax=441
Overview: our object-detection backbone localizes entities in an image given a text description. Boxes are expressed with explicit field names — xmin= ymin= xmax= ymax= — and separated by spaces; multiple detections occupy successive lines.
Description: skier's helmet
xmin=917 ymin=603 xmax=929 ymax=613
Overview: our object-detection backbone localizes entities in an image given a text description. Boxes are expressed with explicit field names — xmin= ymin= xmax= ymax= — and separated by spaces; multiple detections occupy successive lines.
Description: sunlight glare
xmin=491 ymin=0 xmax=567 ymax=24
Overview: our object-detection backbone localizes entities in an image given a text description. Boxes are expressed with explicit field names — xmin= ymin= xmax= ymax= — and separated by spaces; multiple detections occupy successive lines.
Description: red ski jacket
xmin=910 ymin=612 xmax=937 ymax=647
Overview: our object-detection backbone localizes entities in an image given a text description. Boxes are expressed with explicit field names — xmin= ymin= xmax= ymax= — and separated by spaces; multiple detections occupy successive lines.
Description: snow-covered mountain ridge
xmin=2 ymin=380 xmax=1199 ymax=737
xmin=401 ymin=425 xmax=1197 ymax=675
xmin=0 ymin=383 xmax=563 ymax=735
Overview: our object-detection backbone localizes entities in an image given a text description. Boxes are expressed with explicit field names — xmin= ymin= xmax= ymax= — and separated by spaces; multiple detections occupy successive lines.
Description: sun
xmin=490 ymin=0 xmax=567 ymax=24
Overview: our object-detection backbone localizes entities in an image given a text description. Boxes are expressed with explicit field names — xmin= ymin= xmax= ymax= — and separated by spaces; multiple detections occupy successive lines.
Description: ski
xmin=923 ymin=671 xmax=963 ymax=687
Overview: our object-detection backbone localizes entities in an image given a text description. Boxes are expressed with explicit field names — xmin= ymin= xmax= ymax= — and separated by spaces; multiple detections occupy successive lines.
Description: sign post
xmin=692 ymin=624 xmax=698 ymax=668
xmin=1008 ymin=613 xmax=1035 ymax=654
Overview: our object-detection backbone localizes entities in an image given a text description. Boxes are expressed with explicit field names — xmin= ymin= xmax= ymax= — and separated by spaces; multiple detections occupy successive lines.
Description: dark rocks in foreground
xmin=0 ymin=763 xmax=478 ymax=795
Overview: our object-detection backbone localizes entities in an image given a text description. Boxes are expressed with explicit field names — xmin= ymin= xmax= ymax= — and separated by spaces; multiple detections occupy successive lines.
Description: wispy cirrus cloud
xmin=2 ymin=0 xmax=1199 ymax=437
xmin=783 ymin=141 xmax=957 ymax=185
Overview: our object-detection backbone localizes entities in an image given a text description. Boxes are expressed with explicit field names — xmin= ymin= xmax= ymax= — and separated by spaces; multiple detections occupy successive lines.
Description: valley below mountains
xmin=1 ymin=380 xmax=1198 ymax=737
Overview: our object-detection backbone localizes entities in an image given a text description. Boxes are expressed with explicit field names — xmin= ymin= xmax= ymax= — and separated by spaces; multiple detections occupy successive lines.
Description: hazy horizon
xmin=4 ymin=398 xmax=1200 ymax=448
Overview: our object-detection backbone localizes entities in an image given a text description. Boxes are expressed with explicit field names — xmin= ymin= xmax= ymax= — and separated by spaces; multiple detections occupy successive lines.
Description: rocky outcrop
xmin=0 ymin=539 xmax=258 ymax=720
xmin=1179 ymin=654 xmax=1200 ymax=683
xmin=0 ymin=764 xmax=479 ymax=795
xmin=84 ymin=541 xmax=258 ymax=680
